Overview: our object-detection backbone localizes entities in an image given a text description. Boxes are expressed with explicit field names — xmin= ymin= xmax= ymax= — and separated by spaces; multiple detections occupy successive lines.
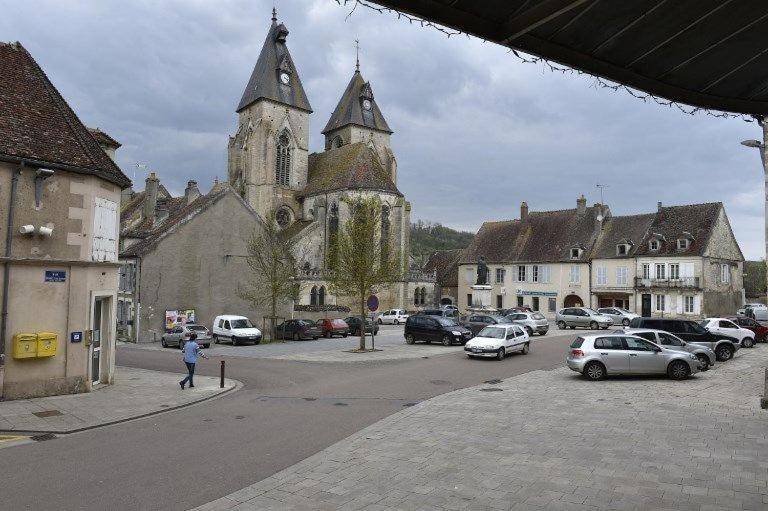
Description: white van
xmin=212 ymin=315 xmax=262 ymax=346
xmin=378 ymin=309 xmax=409 ymax=325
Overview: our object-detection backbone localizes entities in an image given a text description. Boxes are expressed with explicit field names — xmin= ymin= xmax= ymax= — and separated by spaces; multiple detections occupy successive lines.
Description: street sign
xmin=367 ymin=295 xmax=379 ymax=312
xmin=44 ymin=270 xmax=66 ymax=282
xmin=70 ymin=332 xmax=83 ymax=343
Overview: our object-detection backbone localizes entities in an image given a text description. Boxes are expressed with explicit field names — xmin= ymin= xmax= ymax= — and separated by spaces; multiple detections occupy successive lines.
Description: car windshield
xmin=437 ymin=317 xmax=458 ymax=327
xmin=478 ymin=327 xmax=505 ymax=339
xmin=188 ymin=325 xmax=208 ymax=332
xmin=231 ymin=319 xmax=253 ymax=328
xmin=532 ymin=313 xmax=545 ymax=320
xmin=331 ymin=320 xmax=346 ymax=327
xmin=698 ymin=320 xmax=709 ymax=328
xmin=585 ymin=308 xmax=600 ymax=315
xmin=617 ymin=308 xmax=632 ymax=314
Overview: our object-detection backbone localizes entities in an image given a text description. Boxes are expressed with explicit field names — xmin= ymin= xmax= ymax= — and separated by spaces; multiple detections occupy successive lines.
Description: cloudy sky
xmin=3 ymin=0 xmax=765 ymax=258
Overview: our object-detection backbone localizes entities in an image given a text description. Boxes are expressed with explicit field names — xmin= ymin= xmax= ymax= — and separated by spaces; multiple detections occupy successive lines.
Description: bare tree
xmin=326 ymin=196 xmax=403 ymax=350
xmin=238 ymin=210 xmax=299 ymax=340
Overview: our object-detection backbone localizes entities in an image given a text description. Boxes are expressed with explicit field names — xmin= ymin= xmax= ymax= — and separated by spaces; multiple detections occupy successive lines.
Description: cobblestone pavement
xmin=193 ymin=349 xmax=768 ymax=511
xmin=0 ymin=367 xmax=239 ymax=433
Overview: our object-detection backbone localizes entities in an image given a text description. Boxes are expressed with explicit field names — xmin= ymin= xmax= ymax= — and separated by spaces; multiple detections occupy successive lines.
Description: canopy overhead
xmin=367 ymin=0 xmax=768 ymax=115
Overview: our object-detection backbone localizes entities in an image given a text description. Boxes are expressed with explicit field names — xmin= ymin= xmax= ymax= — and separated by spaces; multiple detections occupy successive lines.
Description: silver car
xmin=505 ymin=312 xmax=549 ymax=336
xmin=161 ymin=324 xmax=212 ymax=349
xmin=622 ymin=328 xmax=715 ymax=370
xmin=556 ymin=307 xmax=613 ymax=330
xmin=566 ymin=333 xmax=700 ymax=380
xmin=597 ymin=307 xmax=639 ymax=327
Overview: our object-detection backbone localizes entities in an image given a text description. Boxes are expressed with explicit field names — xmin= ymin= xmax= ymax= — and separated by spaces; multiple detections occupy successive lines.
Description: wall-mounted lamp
xmin=34 ymin=168 xmax=55 ymax=207
xmin=19 ymin=225 xmax=34 ymax=235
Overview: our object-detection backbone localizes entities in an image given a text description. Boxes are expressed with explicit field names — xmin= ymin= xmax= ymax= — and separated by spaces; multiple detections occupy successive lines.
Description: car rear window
xmin=188 ymin=325 xmax=208 ymax=332
xmin=570 ymin=337 xmax=584 ymax=348
xmin=331 ymin=319 xmax=346 ymax=327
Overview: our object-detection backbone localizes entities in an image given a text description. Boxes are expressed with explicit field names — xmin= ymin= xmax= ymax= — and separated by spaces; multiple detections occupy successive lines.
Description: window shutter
xmin=93 ymin=197 xmax=118 ymax=262
xmin=676 ymin=295 xmax=683 ymax=315
xmin=694 ymin=295 xmax=701 ymax=315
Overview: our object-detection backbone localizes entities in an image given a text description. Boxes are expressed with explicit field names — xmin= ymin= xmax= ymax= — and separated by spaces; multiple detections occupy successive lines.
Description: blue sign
xmin=45 ymin=270 xmax=66 ymax=282
xmin=71 ymin=331 xmax=83 ymax=343
xmin=518 ymin=290 xmax=558 ymax=297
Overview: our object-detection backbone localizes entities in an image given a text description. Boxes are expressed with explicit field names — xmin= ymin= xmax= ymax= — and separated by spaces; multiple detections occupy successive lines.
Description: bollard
xmin=220 ymin=360 xmax=225 ymax=389
xmin=762 ymin=368 xmax=768 ymax=410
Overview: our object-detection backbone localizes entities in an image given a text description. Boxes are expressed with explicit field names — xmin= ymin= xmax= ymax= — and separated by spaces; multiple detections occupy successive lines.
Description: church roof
xmin=322 ymin=71 xmax=392 ymax=135
xmin=0 ymin=42 xmax=130 ymax=187
xmin=302 ymin=142 xmax=401 ymax=197
xmin=236 ymin=17 xmax=312 ymax=113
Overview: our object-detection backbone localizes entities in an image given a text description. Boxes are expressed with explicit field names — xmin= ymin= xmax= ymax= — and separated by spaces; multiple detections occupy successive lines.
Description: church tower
xmin=228 ymin=9 xmax=312 ymax=222
xmin=322 ymin=59 xmax=397 ymax=183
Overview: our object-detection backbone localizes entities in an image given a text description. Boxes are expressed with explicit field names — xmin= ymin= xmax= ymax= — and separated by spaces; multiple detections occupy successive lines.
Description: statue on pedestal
xmin=476 ymin=257 xmax=489 ymax=285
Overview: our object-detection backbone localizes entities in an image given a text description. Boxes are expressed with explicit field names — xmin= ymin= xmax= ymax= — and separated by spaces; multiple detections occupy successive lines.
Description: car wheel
xmin=442 ymin=335 xmax=452 ymax=346
xmin=394 ymin=319 xmax=399 ymax=325
xmin=715 ymin=344 xmax=734 ymax=361
xmin=743 ymin=337 xmax=755 ymax=349
xmin=557 ymin=321 xmax=566 ymax=330
xmin=313 ymin=337 xmax=319 ymax=340
xmin=254 ymin=340 xmax=260 ymax=345
xmin=538 ymin=331 xmax=547 ymax=336
xmin=232 ymin=336 xmax=239 ymax=346
xmin=161 ymin=337 xmax=167 ymax=348
xmin=667 ymin=360 xmax=691 ymax=380
xmin=696 ymin=354 xmax=710 ymax=371
xmin=342 ymin=333 xmax=348 ymax=338
xmin=521 ymin=342 xmax=530 ymax=355
xmin=378 ymin=319 xmax=383 ymax=325
xmin=525 ymin=326 xmax=533 ymax=336
xmin=496 ymin=347 xmax=505 ymax=360
xmin=203 ymin=344 xmax=210 ymax=349
xmin=589 ymin=321 xmax=598 ymax=330
xmin=405 ymin=334 xmax=415 ymax=345
xmin=622 ymin=318 xmax=630 ymax=326
xmin=213 ymin=335 xmax=220 ymax=344
xmin=583 ymin=361 xmax=606 ymax=381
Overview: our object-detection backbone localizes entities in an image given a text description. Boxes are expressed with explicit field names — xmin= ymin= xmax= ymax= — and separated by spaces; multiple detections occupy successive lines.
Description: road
xmin=0 ymin=327 xmax=578 ymax=511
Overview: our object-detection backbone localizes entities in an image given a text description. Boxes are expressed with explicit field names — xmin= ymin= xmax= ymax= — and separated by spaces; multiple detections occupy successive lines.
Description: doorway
xmin=564 ymin=294 xmax=583 ymax=308
xmin=91 ymin=296 xmax=109 ymax=384
xmin=641 ymin=294 xmax=652 ymax=317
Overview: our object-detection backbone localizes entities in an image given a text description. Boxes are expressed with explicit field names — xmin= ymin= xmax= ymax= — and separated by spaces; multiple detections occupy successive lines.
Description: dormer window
xmin=617 ymin=244 xmax=628 ymax=256
xmin=570 ymin=248 xmax=582 ymax=259
xmin=677 ymin=238 xmax=689 ymax=250
xmin=649 ymin=239 xmax=660 ymax=251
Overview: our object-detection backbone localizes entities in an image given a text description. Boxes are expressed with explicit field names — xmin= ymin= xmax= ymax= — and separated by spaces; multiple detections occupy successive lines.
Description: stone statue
xmin=476 ymin=257 xmax=489 ymax=285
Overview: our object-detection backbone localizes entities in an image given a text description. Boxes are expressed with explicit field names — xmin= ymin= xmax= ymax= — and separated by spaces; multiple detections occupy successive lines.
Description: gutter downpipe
xmin=1 ymin=162 xmax=22 ymax=387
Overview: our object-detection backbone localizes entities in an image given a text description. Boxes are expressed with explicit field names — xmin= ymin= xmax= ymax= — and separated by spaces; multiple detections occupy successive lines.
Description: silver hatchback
xmin=161 ymin=324 xmax=212 ymax=349
xmin=596 ymin=307 xmax=639 ymax=327
xmin=505 ymin=312 xmax=549 ymax=336
xmin=556 ymin=307 xmax=613 ymax=330
xmin=622 ymin=328 xmax=716 ymax=370
xmin=566 ymin=333 xmax=700 ymax=381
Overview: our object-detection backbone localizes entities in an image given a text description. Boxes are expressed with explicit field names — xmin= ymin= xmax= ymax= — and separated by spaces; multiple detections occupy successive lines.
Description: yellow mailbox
xmin=12 ymin=333 xmax=37 ymax=359
xmin=36 ymin=332 xmax=57 ymax=357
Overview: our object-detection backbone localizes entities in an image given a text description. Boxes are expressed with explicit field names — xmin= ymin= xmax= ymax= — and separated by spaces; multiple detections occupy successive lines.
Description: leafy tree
xmin=326 ymin=196 xmax=403 ymax=350
xmin=238 ymin=210 xmax=299 ymax=340
xmin=410 ymin=220 xmax=474 ymax=268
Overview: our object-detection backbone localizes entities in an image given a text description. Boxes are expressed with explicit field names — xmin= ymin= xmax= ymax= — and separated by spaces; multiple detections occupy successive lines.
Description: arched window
xmin=327 ymin=202 xmax=339 ymax=270
xmin=414 ymin=288 xmax=419 ymax=306
xmin=276 ymin=129 xmax=291 ymax=187
xmin=381 ymin=205 xmax=390 ymax=261
xmin=310 ymin=286 xmax=318 ymax=306
xmin=420 ymin=288 xmax=427 ymax=306
xmin=318 ymin=286 xmax=326 ymax=306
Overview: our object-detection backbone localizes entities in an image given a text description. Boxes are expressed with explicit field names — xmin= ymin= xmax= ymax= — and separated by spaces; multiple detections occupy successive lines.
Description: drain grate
xmin=30 ymin=433 xmax=56 ymax=442
xmin=32 ymin=410 xmax=62 ymax=418
xmin=479 ymin=388 xmax=503 ymax=392
xmin=334 ymin=402 xmax=348 ymax=406
xmin=303 ymin=397 xmax=317 ymax=401
xmin=484 ymin=379 xmax=502 ymax=384
xmin=234 ymin=415 xmax=245 ymax=420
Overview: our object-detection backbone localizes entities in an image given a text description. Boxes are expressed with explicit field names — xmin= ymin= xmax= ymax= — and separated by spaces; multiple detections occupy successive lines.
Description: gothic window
xmin=310 ymin=286 xmax=318 ymax=306
xmin=276 ymin=129 xmax=292 ymax=187
xmin=327 ymin=202 xmax=340 ymax=270
xmin=318 ymin=286 xmax=326 ymax=306
xmin=414 ymin=288 xmax=419 ymax=306
xmin=420 ymin=288 xmax=427 ymax=306
xmin=381 ymin=205 xmax=390 ymax=261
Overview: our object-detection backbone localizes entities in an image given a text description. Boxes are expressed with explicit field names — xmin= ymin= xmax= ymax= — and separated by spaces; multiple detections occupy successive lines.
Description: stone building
xmin=0 ymin=42 xmax=130 ymax=399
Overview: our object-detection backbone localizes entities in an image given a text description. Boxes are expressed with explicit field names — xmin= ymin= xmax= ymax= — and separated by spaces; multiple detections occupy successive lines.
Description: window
xmin=517 ymin=296 xmax=524 ymax=307
xmin=634 ymin=332 xmax=657 ymax=342
xmin=624 ymin=337 xmax=657 ymax=351
xmin=548 ymin=297 xmax=556 ymax=312
xmin=275 ymin=129 xmax=292 ymax=186
xmin=532 ymin=265 xmax=539 ymax=283
xmin=496 ymin=295 xmax=503 ymax=309
xmin=570 ymin=248 xmax=581 ymax=259
xmin=318 ymin=286 xmax=326 ymax=306
xmin=684 ymin=296 xmax=694 ymax=314
xmin=540 ymin=265 xmax=550 ymax=283
xmin=669 ymin=263 xmax=680 ymax=280
xmin=655 ymin=294 xmax=665 ymax=312
xmin=414 ymin=289 xmax=420 ymax=306
xmin=658 ymin=332 xmax=683 ymax=347
xmin=569 ymin=265 xmax=580 ymax=284
xmin=420 ymin=288 xmax=427 ymax=306
xmin=655 ymin=263 xmax=666 ymax=280
xmin=616 ymin=267 xmax=628 ymax=286
xmin=649 ymin=239 xmax=660 ymax=251
xmin=381 ymin=206 xmax=390 ymax=261
xmin=495 ymin=268 xmax=506 ymax=284
xmin=532 ymin=297 xmax=539 ymax=311
xmin=720 ymin=264 xmax=731 ymax=284
xmin=677 ymin=239 xmax=689 ymax=250
xmin=596 ymin=266 xmax=607 ymax=286
xmin=467 ymin=294 xmax=473 ymax=307
xmin=616 ymin=244 xmax=628 ymax=256
xmin=719 ymin=320 xmax=737 ymax=329
xmin=327 ymin=202 xmax=339 ymax=269
xmin=594 ymin=337 xmax=623 ymax=349
xmin=310 ymin=286 xmax=318 ymax=306
xmin=517 ymin=265 xmax=526 ymax=282
xmin=642 ymin=263 xmax=650 ymax=280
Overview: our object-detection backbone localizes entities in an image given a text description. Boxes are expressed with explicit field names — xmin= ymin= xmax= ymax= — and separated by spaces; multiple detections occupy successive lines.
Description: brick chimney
xmin=184 ymin=180 xmax=201 ymax=205
xmin=577 ymin=194 xmax=587 ymax=215
xmin=143 ymin=173 xmax=159 ymax=222
xmin=520 ymin=201 xmax=529 ymax=221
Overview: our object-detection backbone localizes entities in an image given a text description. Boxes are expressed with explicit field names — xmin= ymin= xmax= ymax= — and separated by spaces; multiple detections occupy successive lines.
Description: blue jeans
xmin=180 ymin=362 xmax=195 ymax=387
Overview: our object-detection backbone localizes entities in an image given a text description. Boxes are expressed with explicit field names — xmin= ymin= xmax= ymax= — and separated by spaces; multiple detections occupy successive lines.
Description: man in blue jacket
xmin=180 ymin=333 xmax=207 ymax=389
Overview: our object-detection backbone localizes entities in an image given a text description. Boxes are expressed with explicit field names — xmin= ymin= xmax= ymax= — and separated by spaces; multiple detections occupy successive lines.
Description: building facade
xmin=0 ymin=42 xmax=130 ymax=399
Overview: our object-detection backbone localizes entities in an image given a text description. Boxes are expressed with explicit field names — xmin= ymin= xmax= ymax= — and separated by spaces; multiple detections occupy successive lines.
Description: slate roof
xmin=236 ymin=19 xmax=312 ymax=113
xmin=302 ymin=142 xmax=402 ymax=197
xmin=633 ymin=202 xmax=722 ymax=257
xmin=322 ymin=70 xmax=392 ymax=134
xmin=87 ymin=128 xmax=121 ymax=148
xmin=591 ymin=213 xmax=656 ymax=259
xmin=424 ymin=249 xmax=462 ymax=289
xmin=462 ymin=206 xmax=603 ymax=264
xmin=120 ymin=184 xmax=172 ymax=222
xmin=0 ymin=42 xmax=130 ymax=187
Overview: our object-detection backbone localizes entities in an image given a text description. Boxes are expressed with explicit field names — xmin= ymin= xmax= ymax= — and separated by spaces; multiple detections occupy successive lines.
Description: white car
xmin=737 ymin=303 xmax=767 ymax=316
xmin=464 ymin=324 xmax=530 ymax=360
xmin=212 ymin=315 xmax=262 ymax=346
xmin=378 ymin=309 xmax=409 ymax=325
xmin=700 ymin=317 xmax=756 ymax=348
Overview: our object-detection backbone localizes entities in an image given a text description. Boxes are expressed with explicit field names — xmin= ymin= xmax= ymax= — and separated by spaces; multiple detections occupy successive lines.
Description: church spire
xmin=322 ymin=69 xmax=392 ymax=135
xmin=355 ymin=39 xmax=360 ymax=73
xmin=272 ymin=6 xmax=277 ymax=22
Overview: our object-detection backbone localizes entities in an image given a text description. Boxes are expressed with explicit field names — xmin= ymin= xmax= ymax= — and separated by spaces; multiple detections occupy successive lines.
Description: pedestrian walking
xmin=179 ymin=333 xmax=207 ymax=389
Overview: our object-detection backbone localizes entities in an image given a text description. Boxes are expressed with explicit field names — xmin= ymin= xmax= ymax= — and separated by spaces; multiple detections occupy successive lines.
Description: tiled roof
xmin=591 ymin=213 xmax=656 ymax=259
xmin=633 ymin=202 xmax=722 ymax=257
xmin=0 ymin=42 xmax=130 ymax=187
xmin=302 ymin=142 xmax=401 ymax=197
xmin=424 ymin=249 xmax=462 ymax=288
xmin=463 ymin=206 xmax=603 ymax=264
xmin=87 ymin=128 xmax=121 ymax=148
xmin=322 ymin=71 xmax=392 ymax=135
xmin=120 ymin=184 xmax=172 ymax=222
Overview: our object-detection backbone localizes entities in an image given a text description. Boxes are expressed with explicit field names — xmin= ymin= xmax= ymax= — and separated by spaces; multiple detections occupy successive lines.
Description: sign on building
xmin=165 ymin=309 xmax=197 ymax=330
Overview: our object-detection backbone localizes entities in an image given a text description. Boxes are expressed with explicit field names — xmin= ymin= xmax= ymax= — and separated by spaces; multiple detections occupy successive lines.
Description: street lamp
xmin=741 ymin=116 xmax=768 ymax=304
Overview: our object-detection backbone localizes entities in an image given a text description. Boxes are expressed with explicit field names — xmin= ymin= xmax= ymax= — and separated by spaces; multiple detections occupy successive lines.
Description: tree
xmin=326 ymin=196 xmax=403 ymax=350
xmin=238 ymin=210 xmax=299 ymax=340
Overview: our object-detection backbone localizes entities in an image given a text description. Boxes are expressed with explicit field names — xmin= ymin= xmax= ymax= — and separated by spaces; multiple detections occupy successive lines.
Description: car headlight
xmin=451 ymin=331 xmax=462 ymax=336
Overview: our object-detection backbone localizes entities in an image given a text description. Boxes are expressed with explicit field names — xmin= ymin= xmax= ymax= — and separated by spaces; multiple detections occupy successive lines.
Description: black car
xmin=418 ymin=308 xmax=459 ymax=319
xmin=404 ymin=315 xmax=472 ymax=346
xmin=344 ymin=316 xmax=380 ymax=336
xmin=628 ymin=317 xmax=740 ymax=361
xmin=275 ymin=319 xmax=322 ymax=340
xmin=463 ymin=314 xmax=513 ymax=336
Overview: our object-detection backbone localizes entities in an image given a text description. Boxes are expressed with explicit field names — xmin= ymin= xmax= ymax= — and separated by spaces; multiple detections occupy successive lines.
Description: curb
xmin=0 ymin=379 xmax=244 ymax=436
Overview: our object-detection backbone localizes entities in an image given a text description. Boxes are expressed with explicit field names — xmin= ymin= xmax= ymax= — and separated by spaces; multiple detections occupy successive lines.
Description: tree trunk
xmin=269 ymin=295 xmax=277 ymax=342
xmin=359 ymin=296 xmax=366 ymax=351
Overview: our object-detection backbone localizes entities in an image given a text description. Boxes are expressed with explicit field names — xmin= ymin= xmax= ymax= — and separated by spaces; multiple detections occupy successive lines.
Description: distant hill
xmin=410 ymin=220 xmax=474 ymax=268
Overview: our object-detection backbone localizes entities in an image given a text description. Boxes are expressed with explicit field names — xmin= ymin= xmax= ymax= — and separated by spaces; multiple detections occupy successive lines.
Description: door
xmin=574 ymin=309 xmax=590 ymax=327
xmin=641 ymin=294 xmax=652 ymax=317
xmin=91 ymin=297 xmax=105 ymax=384
xmin=624 ymin=337 xmax=665 ymax=374
xmin=425 ymin=318 xmax=442 ymax=343
xmin=593 ymin=336 xmax=630 ymax=373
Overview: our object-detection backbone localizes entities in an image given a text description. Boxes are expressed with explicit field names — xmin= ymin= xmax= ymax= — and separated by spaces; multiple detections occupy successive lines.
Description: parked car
xmin=737 ymin=303 xmax=767 ymax=316
xmin=596 ymin=307 xmax=639 ymax=327
xmin=500 ymin=306 xmax=533 ymax=315
xmin=556 ymin=308 xmax=613 ymax=330
xmin=404 ymin=315 xmax=472 ymax=346
xmin=417 ymin=308 xmax=459 ymax=319
xmin=505 ymin=312 xmax=549 ymax=336
xmin=377 ymin=309 xmax=409 ymax=325
xmin=728 ymin=316 xmax=768 ymax=342
xmin=622 ymin=328 xmax=716 ymax=370
xmin=699 ymin=318 xmax=756 ymax=348
xmin=463 ymin=314 xmax=513 ymax=336
xmin=566 ymin=334 xmax=701 ymax=381
xmin=316 ymin=318 xmax=349 ymax=338
xmin=274 ymin=319 xmax=321 ymax=341
xmin=628 ymin=317 xmax=741 ymax=361
xmin=161 ymin=324 xmax=212 ymax=349
xmin=464 ymin=324 xmax=530 ymax=360
xmin=344 ymin=316 xmax=380 ymax=336
xmin=212 ymin=315 xmax=262 ymax=345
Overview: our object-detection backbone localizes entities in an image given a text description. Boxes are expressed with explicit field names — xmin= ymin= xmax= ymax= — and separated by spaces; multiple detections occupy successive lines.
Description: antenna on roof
xmin=355 ymin=39 xmax=361 ymax=72
xmin=595 ymin=183 xmax=609 ymax=206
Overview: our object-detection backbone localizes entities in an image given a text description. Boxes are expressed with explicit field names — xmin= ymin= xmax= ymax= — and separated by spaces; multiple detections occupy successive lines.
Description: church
xmin=226 ymin=11 xmax=435 ymax=311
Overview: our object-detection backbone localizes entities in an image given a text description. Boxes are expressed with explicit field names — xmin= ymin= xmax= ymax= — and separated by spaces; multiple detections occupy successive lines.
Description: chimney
xmin=184 ymin=180 xmax=201 ymax=205
xmin=520 ymin=201 xmax=529 ymax=221
xmin=143 ymin=172 xmax=159 ymax=222
xmin=577 ymin=194 xmax=587 ymax=215
xmin=657 ymin=201 xmax=663 ymax=212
